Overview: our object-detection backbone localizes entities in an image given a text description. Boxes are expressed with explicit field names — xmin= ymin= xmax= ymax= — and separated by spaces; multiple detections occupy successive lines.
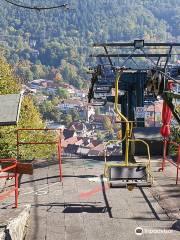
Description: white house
xmin=57 ymin=99 xmax=84 ymax=111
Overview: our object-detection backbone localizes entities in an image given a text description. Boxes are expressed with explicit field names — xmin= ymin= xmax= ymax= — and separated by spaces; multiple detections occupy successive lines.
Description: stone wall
xmin=0 ymin=205 xmax=31 ymax=240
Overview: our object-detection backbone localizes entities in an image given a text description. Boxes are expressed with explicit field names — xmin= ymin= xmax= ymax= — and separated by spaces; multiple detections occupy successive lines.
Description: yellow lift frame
xmin=104 ymin=70 xmax=154 ymax=189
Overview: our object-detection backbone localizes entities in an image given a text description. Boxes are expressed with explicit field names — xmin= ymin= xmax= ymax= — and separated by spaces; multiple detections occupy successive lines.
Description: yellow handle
xmin=114 ymin=70 xmax=130 ymax=165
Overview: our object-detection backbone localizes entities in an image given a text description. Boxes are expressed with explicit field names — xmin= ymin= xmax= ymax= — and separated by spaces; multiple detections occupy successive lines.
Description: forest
xmin=0 ymin=0 xmax=180 ymax=88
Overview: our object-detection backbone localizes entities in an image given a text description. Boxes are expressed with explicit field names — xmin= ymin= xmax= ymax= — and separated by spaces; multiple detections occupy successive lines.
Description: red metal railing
xmin=0 ymin=159 xmax=18 ymax=208
xmin=17 ymin=128 xmax=62 ymax=182
xmin=160 ymin=139 xmax=180 ymax=184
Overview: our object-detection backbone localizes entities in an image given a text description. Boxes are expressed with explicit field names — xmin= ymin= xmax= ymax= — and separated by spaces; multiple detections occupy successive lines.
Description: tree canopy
xmin=0 ymin=0 xmax=179 ymax=88
xmin=0 ymin=57 xmax=56 ymax=160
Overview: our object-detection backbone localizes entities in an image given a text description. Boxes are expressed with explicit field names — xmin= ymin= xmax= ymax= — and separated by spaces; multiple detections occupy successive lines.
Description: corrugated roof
xmin=0 ymin=94 xmax=22 ymax=126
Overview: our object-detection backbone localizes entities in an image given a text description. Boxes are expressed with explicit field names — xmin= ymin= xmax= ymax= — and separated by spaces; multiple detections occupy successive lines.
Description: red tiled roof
xmin=91 ymin=140 xmax=102 ymax=147
xmin=69 ymin=122 xmax=85 ymax=131
xmin=75 ymin=139 xmax=84 ymax=146
xmin=88 ymin=143 xmax=105 ymax=156
xmin=92 ymin=143 xmax=105 ymax=151
xmin=61 ymin=136 xmax=78 ymax=148
xmin=86 ymin=142 xmax=95 ymax=149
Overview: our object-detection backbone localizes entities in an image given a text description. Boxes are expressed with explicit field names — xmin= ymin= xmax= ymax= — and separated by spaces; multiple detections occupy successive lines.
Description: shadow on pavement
xmin=139 ymin=187 xmax=161 ymax=220
xmin=19 ymin=174 xmax=97 ymax=186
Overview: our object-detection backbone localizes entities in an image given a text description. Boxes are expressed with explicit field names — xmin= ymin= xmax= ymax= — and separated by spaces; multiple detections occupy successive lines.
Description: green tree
xmin=96 ymin=131 xmax=104 ymax=141
xmin=103 ymin=116 xmax=113 ymax=132
xmin=31 ymin=63 xmax=46 ymax=79
xmin=63 ymin=114 xmax=73 ymax=127
xmin=0 ymin=57 xmax=56 ymax=160
xmin=70 ymin=109 xmax=80 ymax=122
xmin=103 ymin=116 xmax=114 ymax=139
xmin=0 ymin=0 xmax=179 ymax=90
xmin=0 ymin=57 xmax=21 ymax=94
xmin=57 ymin=88 xmax=70 ymax=99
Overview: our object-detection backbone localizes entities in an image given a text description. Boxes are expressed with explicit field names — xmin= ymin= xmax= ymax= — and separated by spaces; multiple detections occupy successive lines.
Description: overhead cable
xmin=2 ymin=0 xmax=69 ymax=11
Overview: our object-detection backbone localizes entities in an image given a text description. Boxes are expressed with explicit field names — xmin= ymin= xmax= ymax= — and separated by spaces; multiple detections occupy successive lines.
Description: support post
xmin=176 ymin=145 xmax=180 ymax=185
xmin=161 ymin=137 xmax=167 ymax=171
xmin=15 ymin=172 xmax=19 ymax=208
xmin=58 ymin=138 xmax=62 ymax=182
xmin=121 ymin=94 xmax=127 ymax=156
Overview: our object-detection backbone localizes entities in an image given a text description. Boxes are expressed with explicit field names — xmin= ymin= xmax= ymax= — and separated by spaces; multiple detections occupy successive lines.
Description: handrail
xmin=0 ymin=158 xmax=18 ymax=208
xmin=114 ymin=70 xmax=132 ymax=165
xmin=160 ymin=139 xmax=180 ymax=184
xmin=17 ymin=128 xmax=62 ymax=182
xmin=129 ymin=139 xmax=153 ymax=183
xmin=129 ymin=139 xmax=151 ymax=167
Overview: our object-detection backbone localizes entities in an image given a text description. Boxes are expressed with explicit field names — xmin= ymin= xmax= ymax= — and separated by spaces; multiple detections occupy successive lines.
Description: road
xmin=16 ymin=157 xmax=180 ymax=240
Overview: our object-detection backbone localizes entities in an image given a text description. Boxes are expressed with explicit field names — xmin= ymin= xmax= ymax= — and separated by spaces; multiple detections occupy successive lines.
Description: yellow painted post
xmin=114 ymin=70 xmax=130 ymax=166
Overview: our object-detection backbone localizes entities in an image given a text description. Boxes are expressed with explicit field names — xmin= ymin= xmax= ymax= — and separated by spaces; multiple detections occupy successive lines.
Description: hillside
xmin=0 ymin=0 xmax=180 ymax=88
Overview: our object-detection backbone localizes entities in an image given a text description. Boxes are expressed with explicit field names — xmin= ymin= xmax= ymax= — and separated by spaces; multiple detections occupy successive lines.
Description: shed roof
xmin=0 ymin=94 xmax=22 ymax=126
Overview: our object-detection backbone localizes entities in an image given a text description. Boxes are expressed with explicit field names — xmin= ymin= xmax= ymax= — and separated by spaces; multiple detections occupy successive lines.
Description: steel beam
xmin=93 ymin=42 xmax=180 ymax=47
xmin=90 ymin=54 xmax=170 ymax=58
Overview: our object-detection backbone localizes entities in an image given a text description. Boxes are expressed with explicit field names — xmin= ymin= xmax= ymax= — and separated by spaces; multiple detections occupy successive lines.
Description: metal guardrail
xmin=17 ymin=128 xmax=63 ymax=182
xmin=0 ymin=158 xmax=18 ymax=208
xmin=160 ymin=140 xmax=180 ymax=184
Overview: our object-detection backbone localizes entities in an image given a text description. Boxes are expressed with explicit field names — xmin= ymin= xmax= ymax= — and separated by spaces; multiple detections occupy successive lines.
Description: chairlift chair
xmin=104 ymin=70 xmax=154 ymax=190
xmin=89 ymin=40 xmax=180 ymax=189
